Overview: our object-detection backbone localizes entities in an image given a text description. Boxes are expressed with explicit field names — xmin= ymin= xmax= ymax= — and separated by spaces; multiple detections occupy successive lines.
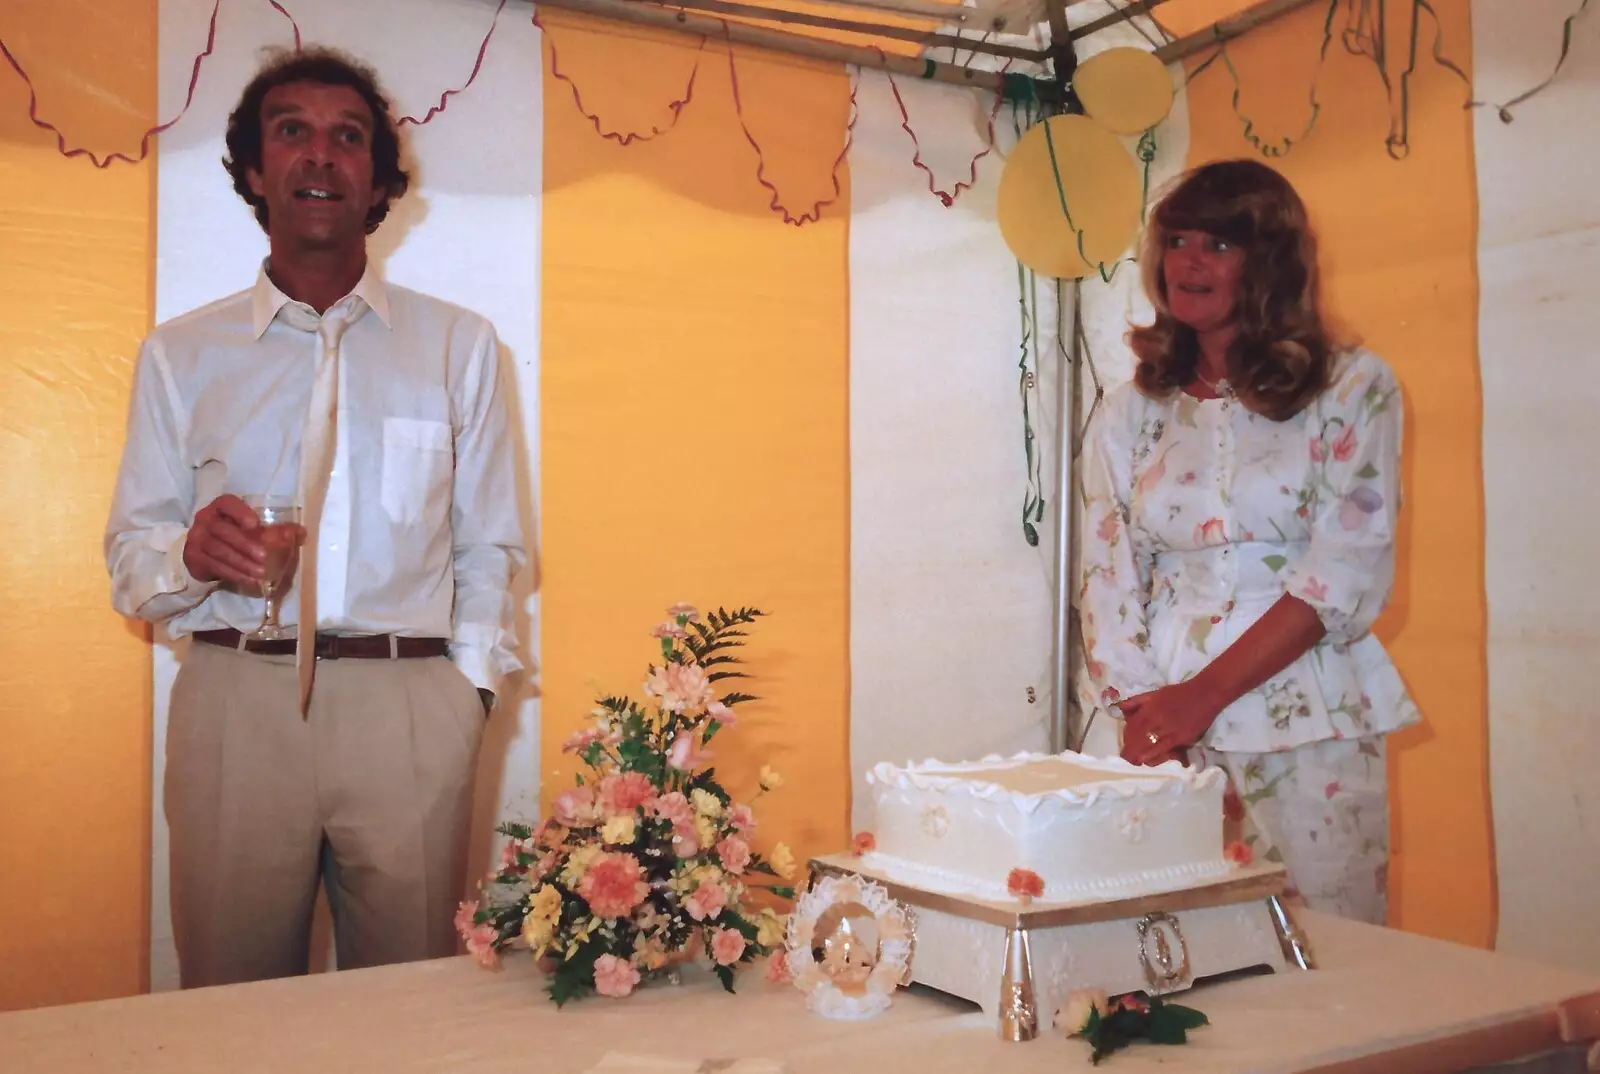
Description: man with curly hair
xmin=105 ymin=47 xmax=525 ymax=987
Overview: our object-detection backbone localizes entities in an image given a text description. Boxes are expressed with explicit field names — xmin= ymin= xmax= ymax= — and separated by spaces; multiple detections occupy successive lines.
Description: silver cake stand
xmin=807 ymin=854 xmax=1313 ymax=1042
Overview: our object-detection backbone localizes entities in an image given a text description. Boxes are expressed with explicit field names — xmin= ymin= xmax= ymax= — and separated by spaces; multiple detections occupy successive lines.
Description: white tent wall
xmin=845 ymin=69 xmax=1062 ymax=830
xmin=152 ymin=0 xmax=544 ymax=988
xmin=1064 ymin=4 xmax=1194 ymax=759
xmin=1472 ymin=0 xmax=1600 ymax=974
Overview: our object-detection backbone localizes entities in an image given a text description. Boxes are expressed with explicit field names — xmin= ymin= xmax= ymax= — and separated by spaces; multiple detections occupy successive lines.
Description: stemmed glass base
xmin=243 ymin=495 xmax=303 ymax=642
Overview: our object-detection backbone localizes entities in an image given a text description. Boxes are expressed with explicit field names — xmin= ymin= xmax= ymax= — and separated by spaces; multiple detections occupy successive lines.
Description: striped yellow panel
xmin=1180 ymin=0 xmax=1492 ymax=946
xmin=539 ymin=12 xmax=853 ymax=874
xmin=0 ymin=1 xmax=156 ymax=1007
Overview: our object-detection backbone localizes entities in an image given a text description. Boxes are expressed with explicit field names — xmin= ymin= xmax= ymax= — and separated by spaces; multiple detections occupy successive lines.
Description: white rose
xmin=1056 ymin=989 xmax=1110 ymax=1036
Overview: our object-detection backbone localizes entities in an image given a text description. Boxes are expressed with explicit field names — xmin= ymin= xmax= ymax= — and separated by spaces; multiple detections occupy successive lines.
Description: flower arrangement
xmin=456 ymin=604 xmax=798 ymax=1005
xmin=1056 ymin=989 xmax=1210 ymax=1064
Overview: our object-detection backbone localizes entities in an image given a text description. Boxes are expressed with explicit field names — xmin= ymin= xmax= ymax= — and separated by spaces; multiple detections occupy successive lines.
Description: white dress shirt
xmin=105 ymin=263 xmax=526 ymax=694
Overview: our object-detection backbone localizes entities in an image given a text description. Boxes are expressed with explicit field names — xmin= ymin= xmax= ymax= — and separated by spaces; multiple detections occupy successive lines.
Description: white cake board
xmin=808 ymin=854 xmax=1311 ymax=1042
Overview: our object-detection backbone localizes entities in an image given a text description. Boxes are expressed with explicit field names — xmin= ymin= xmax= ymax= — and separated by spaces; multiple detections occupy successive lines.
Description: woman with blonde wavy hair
xmin=1076 ymin=158 xmax=1419 ymax=924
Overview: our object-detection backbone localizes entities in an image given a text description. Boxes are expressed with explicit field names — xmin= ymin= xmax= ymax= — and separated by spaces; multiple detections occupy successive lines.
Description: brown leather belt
xmin=193 ymin=629 xmax=449 ymax=660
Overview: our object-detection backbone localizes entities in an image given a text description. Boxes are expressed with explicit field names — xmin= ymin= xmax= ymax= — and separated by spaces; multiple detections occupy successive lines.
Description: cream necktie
xmin=292 ymin=300 xmax=363 ymax=716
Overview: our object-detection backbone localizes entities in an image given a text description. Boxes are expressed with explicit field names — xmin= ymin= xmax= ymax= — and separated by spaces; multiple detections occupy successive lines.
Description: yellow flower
xmin=759 ymin=766 xmax=783 ymax=792
xmin=695 ymin=814 xmax=718 ymax=851
xmin=690 ymin=789 xmax=724 ymax=818
xmin=602 ymin=814 xmax=637 ymax=846
xmin=770 ymin=842 xmax=796 ymax=880
xmin=633 ymin=933 xmax=669 ymax=971
xmin=693 ymin=863 xmax=726 ymax=889
xmin=561 ymin=846 xmax=602 ymax=885
xmin=529 ymin=883 xmax=562 ymax=923
xmin=522 ymin=911 xmax=555 ymax=953
xmin=756 ymin=907 xmax=787 ymax=948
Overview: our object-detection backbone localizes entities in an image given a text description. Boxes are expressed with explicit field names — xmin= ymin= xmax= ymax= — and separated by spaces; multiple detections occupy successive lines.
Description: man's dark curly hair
xmin=222 ymin=46 xmax=410 ymax=235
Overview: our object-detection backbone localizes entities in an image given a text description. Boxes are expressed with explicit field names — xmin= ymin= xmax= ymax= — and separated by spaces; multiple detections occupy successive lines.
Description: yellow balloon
xmin=1075 ymin=47 xmax=1174 ymax=135
xmin=997 ymin=114 xmax=1143 ymax=280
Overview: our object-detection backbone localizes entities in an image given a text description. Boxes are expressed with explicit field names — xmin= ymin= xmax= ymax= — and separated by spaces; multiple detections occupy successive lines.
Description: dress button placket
xmin=1217 ymin=394 xmax=1236 ymax=590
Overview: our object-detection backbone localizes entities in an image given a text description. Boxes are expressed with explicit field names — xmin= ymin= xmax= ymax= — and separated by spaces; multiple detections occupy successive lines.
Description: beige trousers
xmin=165 ymin=643 xmax=484 ymax=988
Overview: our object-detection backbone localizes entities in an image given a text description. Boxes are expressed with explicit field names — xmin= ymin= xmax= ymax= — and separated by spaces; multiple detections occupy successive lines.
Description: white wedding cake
xmin=860 ymin=751 xmax=1231 ymax=902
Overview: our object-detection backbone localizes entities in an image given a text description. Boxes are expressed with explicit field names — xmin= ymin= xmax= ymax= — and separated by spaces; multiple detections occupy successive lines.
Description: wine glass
xmin=243 ymin=494 xmax=303 ymax=641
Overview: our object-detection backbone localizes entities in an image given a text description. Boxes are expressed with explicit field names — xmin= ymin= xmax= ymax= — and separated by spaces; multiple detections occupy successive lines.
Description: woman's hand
xmin=1118 ymin=679 xmax=1226 ymax=767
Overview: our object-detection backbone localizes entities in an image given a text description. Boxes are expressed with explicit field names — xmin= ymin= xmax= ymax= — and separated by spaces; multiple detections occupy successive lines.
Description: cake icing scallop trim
xmin=865 ymin=750 xmax=1226 ymax=814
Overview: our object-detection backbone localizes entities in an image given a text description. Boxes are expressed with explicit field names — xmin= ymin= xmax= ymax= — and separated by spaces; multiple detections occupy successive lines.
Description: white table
xmin=3 ymin=912 xmax=1598 ymax=1073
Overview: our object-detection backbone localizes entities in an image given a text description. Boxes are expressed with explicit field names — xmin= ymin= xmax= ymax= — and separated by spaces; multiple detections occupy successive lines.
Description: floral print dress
xmin=1076 ymin=348 xmax=1419 ymax=925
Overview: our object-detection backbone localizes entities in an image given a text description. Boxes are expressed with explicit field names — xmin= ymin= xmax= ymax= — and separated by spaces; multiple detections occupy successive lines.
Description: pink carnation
xmin=600 ymin=772 xmax=657 ymax=815
xmin=666 ymin=732 xmax=710 ymax=772
xmin=710 ymin=927 xmax=747 ymax=966
xmin=464 ymin=923 xmax=499 ymax=969
xmin=593 ymin=953 xmax=642 ymax=998
xmin=652 ymin=791 xmax=702 ymax=854
xmin=577 ymin=852 xmax=649 ymax=920
xmin=716 ymin=835 xmax=752 ymax=874
xmin=650 ymin=791 xmax=694 ymax=827
xmin=646 ymin=662 xmax=716 ymax=714
xmin=453 ymin=900 xmax=480 ymax=936
xmin=685 ymin=880 xmax=727 ymax=922
xmin=728 ymin=804 xmax=756 ymax=835
xmin=765 ymin=950 xmax=791 ymax=983
xmin=554 ymin=785 xmax=602 ymax=827
xmin=562 ymin=727 xmax=605 ymax=754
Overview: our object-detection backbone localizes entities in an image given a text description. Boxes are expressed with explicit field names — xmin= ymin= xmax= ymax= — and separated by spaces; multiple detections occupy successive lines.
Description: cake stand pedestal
xmin=806 ymin=854 xmax=1310 ymax=1043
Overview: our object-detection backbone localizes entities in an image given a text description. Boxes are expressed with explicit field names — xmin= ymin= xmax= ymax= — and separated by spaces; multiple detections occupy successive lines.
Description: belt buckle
xmin=316 ymin=634 xmax=341 ymax=661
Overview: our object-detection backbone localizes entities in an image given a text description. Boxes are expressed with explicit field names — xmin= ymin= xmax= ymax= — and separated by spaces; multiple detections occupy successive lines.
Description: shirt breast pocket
xmin=381 ymin=417 xmax=453 ymax=526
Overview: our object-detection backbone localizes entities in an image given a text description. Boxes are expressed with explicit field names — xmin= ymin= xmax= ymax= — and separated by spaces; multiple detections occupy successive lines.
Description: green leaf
xmin=767 ymin=886 xmax=796 ymax=900
xmin=719 ymin=692 xmax=759 ymax=706
xmin=616 ymin=737 xmax=658 ymax=774
xmin=706 ymin=671 xmax=748 ymax=683
xmin=714 ymin=964 xmax=736 ymax=994
xmin=723 ymin=912 xmax=761 ymax=944
xmin=1160 ymin=1001 xmax=1209 ymax=1030
xmin=1023 ymin=521 xmax=1040 ymax=546
xmin=1261 ymin=554 xmax=1288 ymax=573
xmin=1356 ymin=462 xmax=1379 ymax=479
xmin=548 ymin=940 xmax=603 ymax=1007
xmin=1145 ymin=1004 xmax=1189 ymax=1045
